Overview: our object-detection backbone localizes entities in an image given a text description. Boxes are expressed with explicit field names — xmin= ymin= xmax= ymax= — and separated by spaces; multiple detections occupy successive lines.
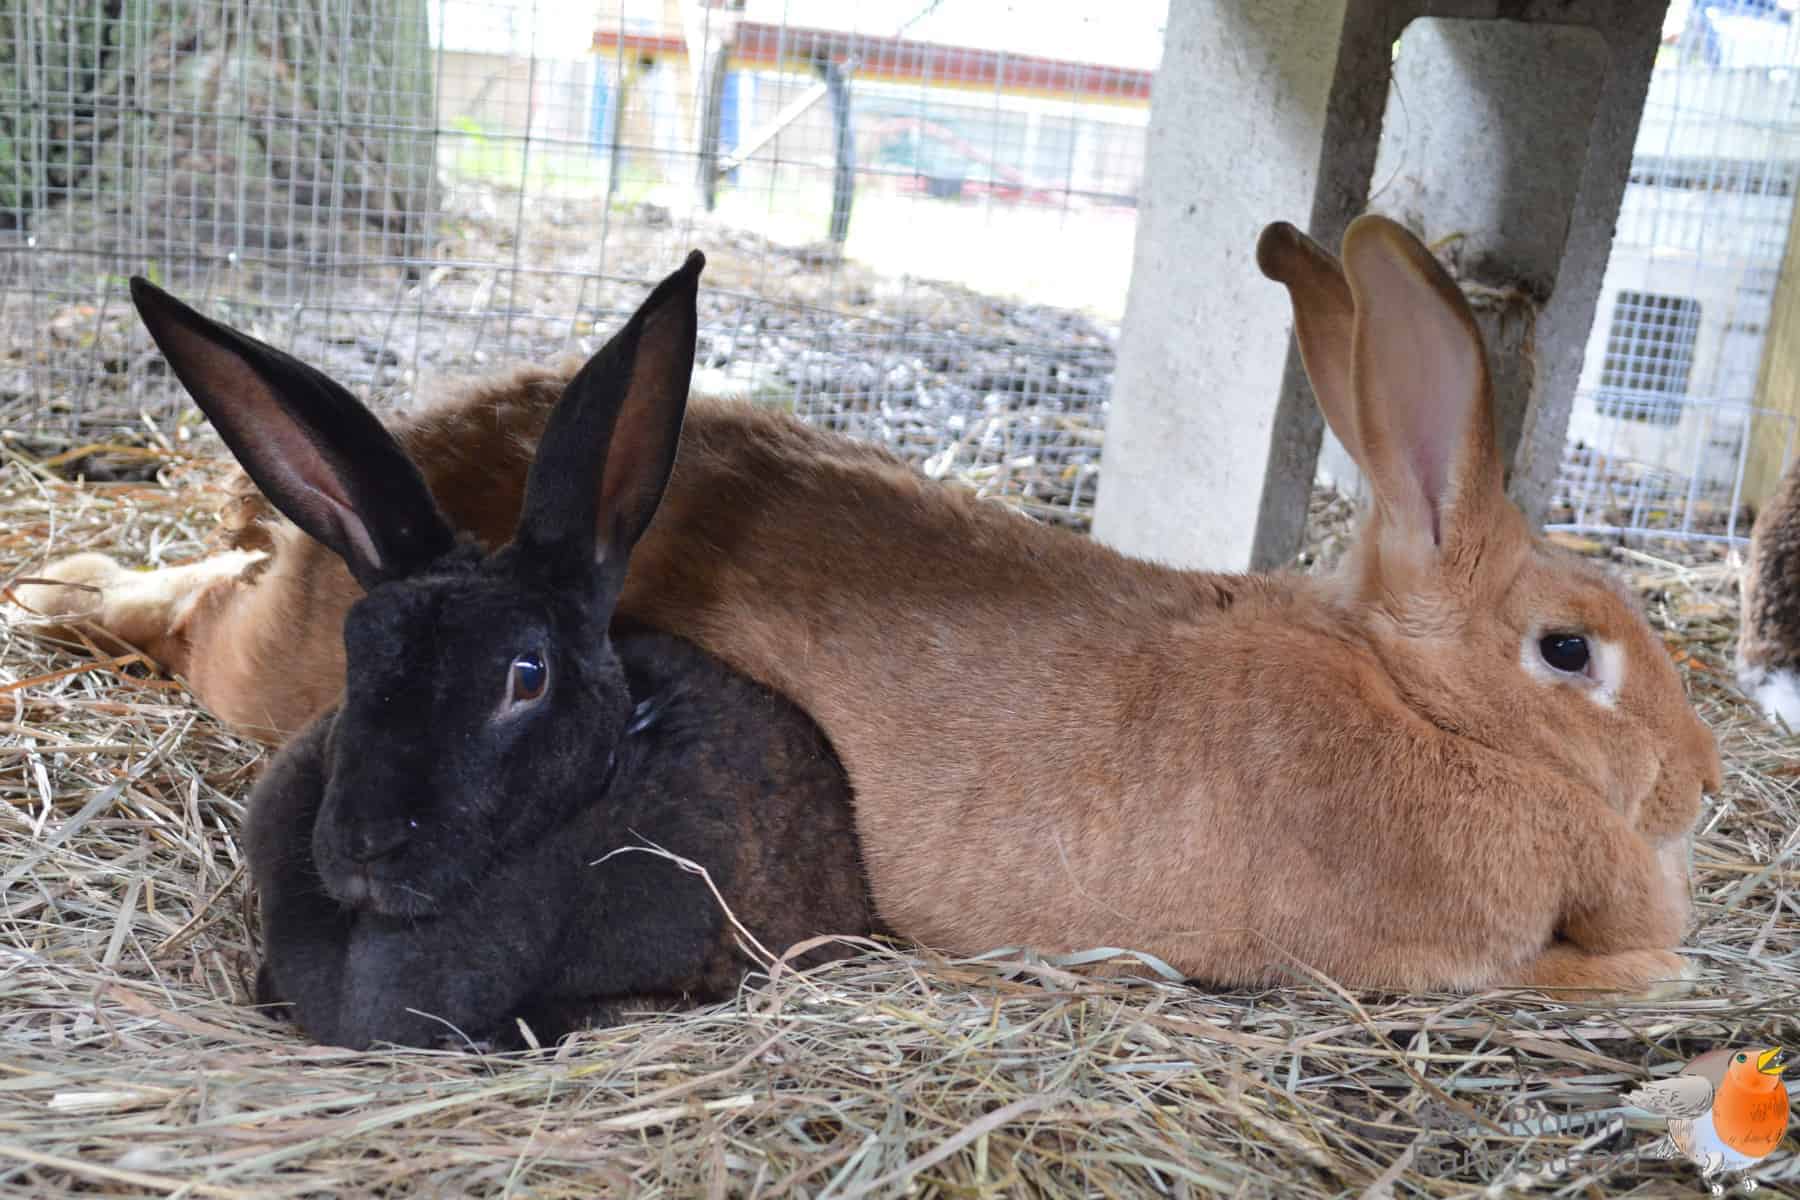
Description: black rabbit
xmin=128 ymin=254 xmax=879 ymax=1050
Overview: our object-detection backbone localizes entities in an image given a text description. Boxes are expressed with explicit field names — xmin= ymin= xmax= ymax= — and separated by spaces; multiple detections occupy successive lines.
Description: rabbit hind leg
xmin=12 ymin=550 xmax=266 ymax=675
xmin=1512 ymin=944 xmax=1697 ymax=1001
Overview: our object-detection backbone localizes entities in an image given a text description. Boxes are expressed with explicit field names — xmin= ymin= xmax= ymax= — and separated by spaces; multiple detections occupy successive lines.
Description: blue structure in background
xmin=588 ymin=62 xmax=739 ymax=186
xmin=719 ymin=72 xmax=741 ymax=185
xmin=589 ymin=63 xmax=613 ymax=157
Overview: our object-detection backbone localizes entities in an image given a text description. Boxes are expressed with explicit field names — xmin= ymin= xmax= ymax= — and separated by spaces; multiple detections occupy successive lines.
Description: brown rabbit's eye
xmin=508 ymin=652 xmax=548 ymax=704
xmin=1539 ymin=634 xmax=1589 ymax=674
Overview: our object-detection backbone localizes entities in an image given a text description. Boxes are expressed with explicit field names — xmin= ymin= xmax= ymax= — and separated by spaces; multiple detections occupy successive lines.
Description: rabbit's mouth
xmin=313 ymin=806 xmax=448 ymax=917
xmin=327 ymin=863 xmax=441 ymax=918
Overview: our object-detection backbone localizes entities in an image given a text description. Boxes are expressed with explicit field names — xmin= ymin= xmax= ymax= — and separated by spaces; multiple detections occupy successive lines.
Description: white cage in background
xmin=1552 ymin=0 xmax=1800 ymax=545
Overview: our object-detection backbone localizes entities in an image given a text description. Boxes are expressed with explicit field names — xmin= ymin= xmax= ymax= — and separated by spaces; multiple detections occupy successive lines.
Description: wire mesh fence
xmin=1550 ymin=0 xmax=1800 ymax=547
xmin=2 ymin=0 xmax=1159 ymax=530
xmin=7 ymin=1 xmax=1798 ymax=546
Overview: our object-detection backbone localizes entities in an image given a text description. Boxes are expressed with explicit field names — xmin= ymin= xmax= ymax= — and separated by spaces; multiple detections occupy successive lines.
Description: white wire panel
xmin=1552 ymin=0 xmax=1800 ymax=546
xmin=2 ymin=0 xmax=1161 ymax=530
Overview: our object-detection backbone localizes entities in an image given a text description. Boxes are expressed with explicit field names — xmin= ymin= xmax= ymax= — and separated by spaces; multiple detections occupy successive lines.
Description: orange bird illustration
xmin=1625 ymin=1046 xmax=1790 ymax=1194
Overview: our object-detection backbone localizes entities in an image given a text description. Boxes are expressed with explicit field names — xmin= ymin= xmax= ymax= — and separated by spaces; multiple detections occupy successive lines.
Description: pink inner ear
xmin=1348 ymin=243 xmax=1484 ymax=548
xmin=593 ymin=303 xmax=691 ymax=561
xmin=596 ymin=384 xmax=655 ymax=535
xmin=158 ymin=320 xmax=380 ymax=569
xmin=1401 ymin=302 xmax=1478 ymax=544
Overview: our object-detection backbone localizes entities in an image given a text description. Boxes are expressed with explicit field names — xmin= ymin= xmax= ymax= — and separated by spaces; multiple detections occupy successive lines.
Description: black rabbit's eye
xmin=508 ymin=652 xmax=548 ymax=704
xmin=1539 ymin=634 xmax=1589 ymax=674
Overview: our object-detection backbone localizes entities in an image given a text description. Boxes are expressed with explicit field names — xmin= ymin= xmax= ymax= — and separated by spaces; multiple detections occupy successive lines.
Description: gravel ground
xmin=3 ymin=184 xmax=1116 ymax=529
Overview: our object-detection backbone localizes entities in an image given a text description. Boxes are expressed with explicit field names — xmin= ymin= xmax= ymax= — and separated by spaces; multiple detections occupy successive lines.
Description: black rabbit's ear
xmin=129 ymin=278 xmax=455 ymax=589
xmin=514 ymin=251 xmax=703 ymax=572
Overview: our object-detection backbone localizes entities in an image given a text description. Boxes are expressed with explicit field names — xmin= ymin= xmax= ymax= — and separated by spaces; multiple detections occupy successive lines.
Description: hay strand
xmin=1 ymin=452 xmax=1795 ymax=1197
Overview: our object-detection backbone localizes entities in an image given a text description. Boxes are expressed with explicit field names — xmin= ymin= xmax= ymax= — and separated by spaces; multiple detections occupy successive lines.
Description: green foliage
xmin=0 ymin=0 xmax=128 ymax=227
xmin=2 ymin=0 xmax=437 ymax=260
xmin=441 ymin=116 xmax=615 ymax=199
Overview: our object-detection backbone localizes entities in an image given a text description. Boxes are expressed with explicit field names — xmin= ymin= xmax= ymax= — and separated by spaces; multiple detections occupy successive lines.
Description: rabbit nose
xmin=347 ymin=820 xmax=411 ymax=865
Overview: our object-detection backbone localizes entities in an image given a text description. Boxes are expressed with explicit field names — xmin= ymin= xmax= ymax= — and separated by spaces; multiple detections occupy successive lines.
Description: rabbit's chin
xmin=323 ymin=863 xmax=449 ymax=919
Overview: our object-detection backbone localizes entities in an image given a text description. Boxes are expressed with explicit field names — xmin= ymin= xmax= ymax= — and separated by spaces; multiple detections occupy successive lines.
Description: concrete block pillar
xmin=1092 ymin=0 xmax=1666 ymax=572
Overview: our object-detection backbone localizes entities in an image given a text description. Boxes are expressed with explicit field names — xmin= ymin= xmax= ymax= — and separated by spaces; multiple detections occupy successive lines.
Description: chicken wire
xmin=1549 ymin=0 xmax=1800 ymax=546
xmin=0 ymin=0 xmax=1160 ymax=529
xmin=13 ymin=1 xmax=1794 ymax=550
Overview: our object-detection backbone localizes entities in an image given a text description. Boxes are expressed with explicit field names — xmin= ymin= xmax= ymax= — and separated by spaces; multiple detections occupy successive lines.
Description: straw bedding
xmin=1 ymin=443 xmax=1795 ymax=1198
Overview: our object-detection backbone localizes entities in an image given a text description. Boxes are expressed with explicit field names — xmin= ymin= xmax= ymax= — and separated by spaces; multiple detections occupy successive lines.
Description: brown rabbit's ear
xmin=1339 ymin=215 xmax=1504 ymax=560
xmin=1257 ymin=222 xmax=1358 ymax=454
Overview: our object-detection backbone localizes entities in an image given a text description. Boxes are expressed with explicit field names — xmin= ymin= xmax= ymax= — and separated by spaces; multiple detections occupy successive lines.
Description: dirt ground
xmin=3 ymin=181 xmax=1117 ymax=531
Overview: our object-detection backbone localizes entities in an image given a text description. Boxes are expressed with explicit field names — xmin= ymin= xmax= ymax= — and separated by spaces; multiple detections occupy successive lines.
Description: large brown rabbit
xmin=16 ymin=215 xmax=1720 ymax=995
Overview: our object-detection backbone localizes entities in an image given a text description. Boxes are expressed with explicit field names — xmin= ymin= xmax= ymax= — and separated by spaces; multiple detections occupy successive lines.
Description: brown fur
xmin=1738 ymin=458 xmax=1800 ymax=692
xmin=18 ymin=373 xmax=564 ymax=740
xmin=15 ymin=217 xmax=1721 ymax=994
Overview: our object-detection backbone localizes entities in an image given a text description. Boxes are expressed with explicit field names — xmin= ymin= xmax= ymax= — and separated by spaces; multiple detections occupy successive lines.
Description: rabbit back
xmin=552 ymin=627 xmax=876 ymax=1000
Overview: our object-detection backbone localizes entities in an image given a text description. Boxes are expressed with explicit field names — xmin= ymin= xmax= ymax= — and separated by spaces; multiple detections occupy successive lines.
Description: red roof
xmin=592 ymin=21 xmax=1153 ymax=103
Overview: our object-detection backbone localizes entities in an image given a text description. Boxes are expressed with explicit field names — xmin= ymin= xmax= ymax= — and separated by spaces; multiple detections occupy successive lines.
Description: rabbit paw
xmin=1632 ymin=955 xmax=1704 ymax=1002
xmin=11 ymin=549 xmax=266 ymax=661
xmin=434 ymin=1031 xmax=500 ymax=1054
xmin=10 ymin=552 xmax=134 ymax=622
xmin=1516 ymin=945 xmax=1695 ymax=999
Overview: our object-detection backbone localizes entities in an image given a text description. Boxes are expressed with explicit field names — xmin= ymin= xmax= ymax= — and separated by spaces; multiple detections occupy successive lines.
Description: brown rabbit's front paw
xmin=1514 ymin=945 xmax=1694 ymax=999
xmin=1564 ymin=817 xmax=1695 ymax=955
xmin=1636 ymin=956 xmax=1704 ymax=1002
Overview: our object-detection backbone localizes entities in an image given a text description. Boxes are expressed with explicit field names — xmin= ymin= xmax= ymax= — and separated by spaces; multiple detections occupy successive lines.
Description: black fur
xmin=129 ymin=278 xmax=456 ymax=589
xmin=133 ymin=254 xmax=879 ymax=1050
xmin=245 ymin=631 xmax=873 ymax=1049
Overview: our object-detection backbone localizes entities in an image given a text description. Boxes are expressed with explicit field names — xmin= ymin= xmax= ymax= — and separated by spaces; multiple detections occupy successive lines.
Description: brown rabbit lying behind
xmin=17 ymin=216 xmax=1721 ymax=995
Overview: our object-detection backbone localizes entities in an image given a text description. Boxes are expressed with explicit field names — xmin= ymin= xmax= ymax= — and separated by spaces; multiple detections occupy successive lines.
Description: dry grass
xmin=1 ymin=444 xmax=1796 ymax=1199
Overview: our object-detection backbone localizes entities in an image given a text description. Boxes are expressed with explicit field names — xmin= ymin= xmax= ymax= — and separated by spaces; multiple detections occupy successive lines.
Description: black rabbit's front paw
xmin=253 ymin=959 xmax=294 ymax=1019
xmin=433 ymin=1030 xmax=501 ymax=1054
